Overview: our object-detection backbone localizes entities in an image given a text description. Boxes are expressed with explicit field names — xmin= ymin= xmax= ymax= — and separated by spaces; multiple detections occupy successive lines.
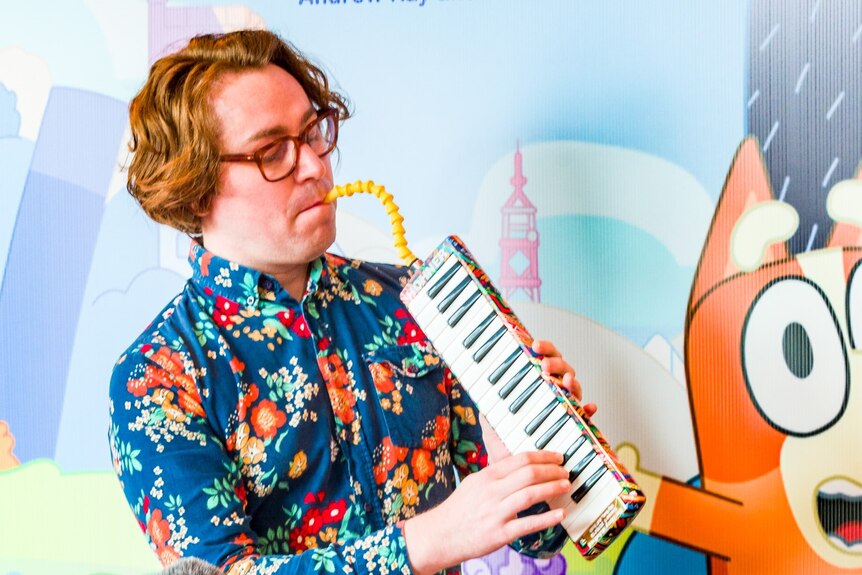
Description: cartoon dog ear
xmin=689 ymin=137 xmax=789 ymax=307
xmin=825 ymin=162 xmax=862 ymax=249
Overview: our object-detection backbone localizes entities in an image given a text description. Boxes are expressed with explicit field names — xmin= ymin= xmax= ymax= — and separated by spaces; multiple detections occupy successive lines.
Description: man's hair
xmin=127 ymin=29 xmax=350 ymax=234
xmin=161 ymin=557 xmax=222 ymax=575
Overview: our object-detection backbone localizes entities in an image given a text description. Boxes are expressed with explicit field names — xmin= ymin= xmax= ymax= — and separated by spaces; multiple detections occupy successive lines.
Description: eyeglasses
xmin=219 ymin=108 xmax=339 ymax=182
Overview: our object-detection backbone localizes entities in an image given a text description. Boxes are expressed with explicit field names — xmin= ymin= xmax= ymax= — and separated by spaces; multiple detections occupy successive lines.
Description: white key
xmin=509 ymin=404 xmax=570 ymax=453
xmin=429 ymin=304 xmax=489 ymax=356
xmin=450 ymin=321 xmax=506 ymax=374
xmin=459 ymin=339 xmax=522 ymax=412
xmin=485 ymin=372 xmax=543 ymax=429
xmin=495 ymin=386 xmax=557 ymax=452
xmin=418 ymin=281 xmax=480 ymax=341
xmin=541 ymin=420 xmax=584 ymax=460
xmin=560 ymin=473 xmax=622 ymax=543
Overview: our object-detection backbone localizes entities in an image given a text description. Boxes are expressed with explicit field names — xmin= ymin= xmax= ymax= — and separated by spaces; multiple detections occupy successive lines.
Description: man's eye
xmin=260 ymin=140 xmax=289 ymax=163
xmin=305 ymin=126 xmax=323 ymax=144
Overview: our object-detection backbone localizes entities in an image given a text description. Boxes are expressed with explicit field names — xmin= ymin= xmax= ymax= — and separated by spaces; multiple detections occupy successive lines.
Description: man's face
xmin=201 ymin=64 xmax=336 ymax=279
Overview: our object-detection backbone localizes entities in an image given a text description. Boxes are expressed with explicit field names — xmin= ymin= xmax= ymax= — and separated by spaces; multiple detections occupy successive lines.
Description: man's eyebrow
xmin=243 ymin=108 xmax=317 ymax=146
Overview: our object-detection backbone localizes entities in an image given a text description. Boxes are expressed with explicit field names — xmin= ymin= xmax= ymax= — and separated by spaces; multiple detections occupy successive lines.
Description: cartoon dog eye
xmin=845 ymin=259 xmax=862 ymax=350
xmin=742 ymin=277 xmax=849 ymax=436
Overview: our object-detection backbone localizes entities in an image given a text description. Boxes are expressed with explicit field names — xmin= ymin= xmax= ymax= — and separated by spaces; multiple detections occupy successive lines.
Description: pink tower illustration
xmin=498 ymin=142 xmax=541 ymax=302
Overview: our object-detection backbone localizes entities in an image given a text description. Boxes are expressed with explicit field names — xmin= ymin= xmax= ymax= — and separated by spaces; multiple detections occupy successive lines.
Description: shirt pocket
xmin=362 ymin=343 xmax=450 ymax=449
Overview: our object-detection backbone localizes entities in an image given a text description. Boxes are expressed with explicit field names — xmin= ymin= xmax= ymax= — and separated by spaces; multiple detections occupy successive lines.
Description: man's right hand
xmin=402 ymin=450 xmax=569 ymax=575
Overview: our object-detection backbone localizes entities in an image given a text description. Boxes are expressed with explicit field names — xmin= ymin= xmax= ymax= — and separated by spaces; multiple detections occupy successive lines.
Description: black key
xmin=568 ymin=450 xmax=597 ymax=483
xmin=473 ymin=326 xmax=506 ymax=362
xmin=525 ymin=400 xmax=558 ymax=435
xmin=463 ymin=313 xmax=495 ymax=349
xmin=427 ymin=263 xmax=459 ymax=299
xmin=509 ymin=377 xmax=543 ymax=414
xmin=563 ymin=435 xmax=587 ymax=463
xmin=572 ymin=466 xmax=608 ymax=503
xmin=498 ymin=365 xmax=533 ymax=399
xmin=488 ymin=349 xmax=520 ymax=384
xmin=437 ymin=276 xmax=472 ymax=314
xmin=535 ymin=413 xmax=568 ymax=449
xmin=448 ymin=290 xmax=481 ymax=327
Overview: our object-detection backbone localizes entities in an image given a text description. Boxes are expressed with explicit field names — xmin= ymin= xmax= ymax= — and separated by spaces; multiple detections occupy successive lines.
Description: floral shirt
xmin=109 ymin=242 xmax=566 ymax=574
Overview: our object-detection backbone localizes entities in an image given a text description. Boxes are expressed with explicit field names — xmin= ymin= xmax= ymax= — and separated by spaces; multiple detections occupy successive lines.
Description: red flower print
xmin=369 ymin=362 xmax=395 ymax=394
xmin=150 ymin=346 xmax=184 ymax=375
xmin=147 ymin=508 xmax=171 ymax=548
xmin=318 ymin=353 xmax=347 ymax=382
xmin=233 ymin=533 xmax=254 ymax=548
xmin=213 ymin=296 xmax=240 ymax=328
xmin=177 ymin=388 xmax=206 ymax=418
xmin=157 ymin=545 xmax=180 ymax=566
xmin=140 ymin=343 xmax=153 ymax=355
xmin=317 ymin=337 xmax=330 ymax=351
xmin=304 ymin=491 xmax=326 ymax=504
xmin=397 ymin=321 xmax=425 ymax=345
xmin=229 ymin=356 xmax=245 ymax=374
xmin=422 ymin=416 xmax=450 ymax=451
xmin=328 ymin=386 xmax=356 ymax=425
xmin=303 ymin=507 xmax=323 ymax=533
xmin=251 ymin=399 xmax=287 ymax=440
xmin=199 ymin=252 xmax=213 ymax=276
xmin=411 ymin=448 xmax=435 ymax=485
xmin=236 ymin=384 xmax=259 ymax=421
xmin=394 ymin=308 xmax=409 ymax=319
xmin=292 ymin=314 xmax=311 ymax=338
xmin=465 ymin=447 xmax=487 ymax=467
xmin=234 ymin=482 xmax=248 ymax=507
xmin=127 ymin=376 xmax=148 ymax=397
xmin=289 ymin=526 xmax=309 ymax=552
xmin=373 ymin=436 xmax=409 ymax=484
xmin=276 ymin=309 xmax=295 ymax=327
xmin=321 ymin=499 xmax=347 ymax=524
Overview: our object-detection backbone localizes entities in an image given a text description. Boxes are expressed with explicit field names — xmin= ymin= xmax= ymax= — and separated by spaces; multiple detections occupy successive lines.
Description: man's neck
xmin=271 ymin=266 xmax=310 ymax=302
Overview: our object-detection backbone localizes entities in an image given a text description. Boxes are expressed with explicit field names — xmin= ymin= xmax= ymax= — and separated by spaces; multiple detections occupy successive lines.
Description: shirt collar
xmin=188 ymin=241 xmax=329 ymax=308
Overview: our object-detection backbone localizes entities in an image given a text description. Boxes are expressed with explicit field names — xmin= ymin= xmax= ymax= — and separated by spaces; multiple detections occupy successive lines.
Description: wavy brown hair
xmin=127 ymin=29 xmax=351 ymax=234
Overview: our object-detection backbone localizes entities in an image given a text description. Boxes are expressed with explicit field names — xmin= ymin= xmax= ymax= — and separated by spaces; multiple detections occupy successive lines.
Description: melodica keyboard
xmin=400 ymin=236 xmax=645 ymax=559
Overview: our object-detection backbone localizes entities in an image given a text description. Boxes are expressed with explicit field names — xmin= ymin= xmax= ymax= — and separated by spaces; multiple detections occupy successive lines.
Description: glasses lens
xmin=259 ymin=138 xmax=297 ymax=181
xmin=305 ymin=112 xmax=337 ymax=156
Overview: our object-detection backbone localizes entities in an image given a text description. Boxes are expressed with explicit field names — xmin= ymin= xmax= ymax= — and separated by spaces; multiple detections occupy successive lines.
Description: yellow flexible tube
xmin=324 ymin=180 xmax=418 ymax=267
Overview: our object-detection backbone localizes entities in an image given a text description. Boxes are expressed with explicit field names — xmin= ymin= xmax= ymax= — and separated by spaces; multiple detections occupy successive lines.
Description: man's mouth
xmin=817 ymin=478 xmax=862 ymax=552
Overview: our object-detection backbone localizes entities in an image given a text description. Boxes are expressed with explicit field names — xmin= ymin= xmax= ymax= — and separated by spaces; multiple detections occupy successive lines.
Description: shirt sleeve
xmin=109 ymin=347 xmax=414 ymax=575
xmin=445 ymin=367 xmax=568 ymax=559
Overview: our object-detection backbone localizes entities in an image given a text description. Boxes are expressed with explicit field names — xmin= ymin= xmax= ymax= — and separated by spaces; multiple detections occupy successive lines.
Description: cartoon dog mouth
xmin=817 ymin=479 xmax=862 ymax=552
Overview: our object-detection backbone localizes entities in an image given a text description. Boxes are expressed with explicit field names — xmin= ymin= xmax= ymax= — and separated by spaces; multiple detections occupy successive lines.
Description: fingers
xmin=531 ymin=339 xmax=559 ymax=357
xmin=503 ymin=507 xmax=567 ymax=543
xmin=486 ymin=450 xmax=564 ymax=478
xmin=498 ymin=468 xmax=570 ymax=516
xmin=559 ymin=372 xmax=582 ymax=401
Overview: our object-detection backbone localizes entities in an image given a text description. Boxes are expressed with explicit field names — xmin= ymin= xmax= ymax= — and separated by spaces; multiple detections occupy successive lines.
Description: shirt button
xmin=363 ymin=502 xmax=374 ymax=514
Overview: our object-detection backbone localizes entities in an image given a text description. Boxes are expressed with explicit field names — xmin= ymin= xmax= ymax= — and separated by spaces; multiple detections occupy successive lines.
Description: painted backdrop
xmin=1 ymin=1 xmax=860 ymax=574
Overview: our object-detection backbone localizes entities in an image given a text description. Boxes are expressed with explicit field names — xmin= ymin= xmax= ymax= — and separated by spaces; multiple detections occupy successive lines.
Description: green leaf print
xmin=312 ymin=547 xmax=337 ymax=573
xmin=202 ymin=476 xmax=236 ymax=509
xmin=263 ymin=317 xmax=292 ymax=340
xmin=118 ymin=440 xmax=142 ymax=475
xmin=241 ymin=272 xmax=257 ymax=300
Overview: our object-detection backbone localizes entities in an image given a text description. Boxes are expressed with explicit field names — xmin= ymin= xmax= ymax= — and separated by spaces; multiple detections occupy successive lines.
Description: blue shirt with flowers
xmin=109 ymin=242 xmax=566 ymax=574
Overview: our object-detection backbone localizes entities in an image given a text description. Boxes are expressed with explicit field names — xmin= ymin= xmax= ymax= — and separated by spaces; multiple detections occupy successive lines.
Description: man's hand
xmin=481 ymin=339 xmax=597 ymax=465
xmin=402 ymin=451 xmax=570 ymax=574
xmin=532 ymin=339 xmax=597 ymax=418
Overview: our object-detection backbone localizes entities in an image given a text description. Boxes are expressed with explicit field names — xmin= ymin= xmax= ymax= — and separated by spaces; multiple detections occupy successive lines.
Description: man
xmin=110 ymin=29 xmax=591 ymax=575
